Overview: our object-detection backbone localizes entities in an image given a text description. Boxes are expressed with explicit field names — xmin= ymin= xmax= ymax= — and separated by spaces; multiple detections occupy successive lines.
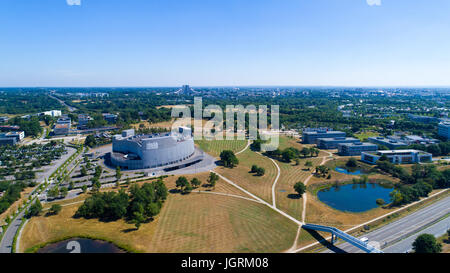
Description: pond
xmin=317 ymin=183 xmax=393 ymax=213
xmin=37 ymin=238 xmax=125 ymax=253
xmin=335 ymin=167 xmax=366 ymax=176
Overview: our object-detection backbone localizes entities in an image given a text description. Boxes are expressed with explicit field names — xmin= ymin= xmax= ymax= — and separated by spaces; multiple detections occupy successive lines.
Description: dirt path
xmin=235 ymin=139 xmax=251 ymax=155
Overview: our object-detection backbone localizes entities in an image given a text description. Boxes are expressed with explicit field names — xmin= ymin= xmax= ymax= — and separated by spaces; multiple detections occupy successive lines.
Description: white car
xmin=360 ymin=237 xmax=369 ymax=243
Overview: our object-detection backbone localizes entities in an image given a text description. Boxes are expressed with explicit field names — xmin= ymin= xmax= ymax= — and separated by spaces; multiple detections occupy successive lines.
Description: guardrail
xmin=302 ymin=223 xmax=383 ymax=253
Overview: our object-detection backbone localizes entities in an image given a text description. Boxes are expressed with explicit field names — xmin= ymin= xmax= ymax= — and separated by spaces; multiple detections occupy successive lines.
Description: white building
xmin=361 ymin=150 xmax=433 ymax=165
xmin=42 ymin=110 xmax=62 ymax=117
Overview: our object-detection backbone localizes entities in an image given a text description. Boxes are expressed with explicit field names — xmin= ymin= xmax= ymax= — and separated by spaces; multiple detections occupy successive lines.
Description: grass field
xmin=216 ymin=149 xmax=277 ymax=203
xmin=147 ymin=193 xmax=297 ymax=253
xmin=195 ymin=139 xmax=248 ymax=157
xmin=354 ymin=131 xmax=380 ymax=141
xmin=275 ymin=157 xmax=323 ymax=220
xmin=20 ymin=176 xmax=297 ymax=253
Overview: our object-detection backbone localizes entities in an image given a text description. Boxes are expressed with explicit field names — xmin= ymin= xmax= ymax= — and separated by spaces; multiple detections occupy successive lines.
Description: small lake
xmin=335 ymin=167 xmax=366 ymax=175
xmin=37 ymin=238 xmax=125 ymax=253
xmin=317 ymin=183 xmax=393 ymax=213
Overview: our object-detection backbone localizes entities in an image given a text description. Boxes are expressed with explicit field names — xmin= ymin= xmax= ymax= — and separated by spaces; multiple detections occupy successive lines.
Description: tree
xmin=184 ymin=183 xmax=193 ymax=194
xmin=69 ymin=181 xmax=75 ymax=190
xmin=133 ymin=211 xmax=145 ymax=230
xmin=176 ymin=176 xmax=189 ymax=191
xmin=81 ymin=184 xmax=87 ymax=193
xmin=256 ymin=167 xmax=265 ymax=176
xmin=412 ymin=234 xmax=442 ymax=253
xmin=300 ymin=147 xmax=310 ymax=158
xmin=154 ymin=179 xmax=168 ymax=201
xmin=251 ymin=165 xmax=259 ymax=173
xmin=304 ymin=161 xmax=313 ymax=170
xmin=47 ymin=186 xmax=60 ymax=199
xmin=293 ymin=182 xmax=306 ymax=197
xmin=346 ymin=158 xmax=358 ymax=168
xmin=220 ymin=150 xmax=239 ymax=168
xmin=26 ymin=200 xmax=42 ymax=218
xmin=60 ymin=187 xmax=68 ymax=198
xmin=190 ymin=178 xmax=201 ymax=188
xmin=282 ymin=149 xmax=296 ymax=162
xmin=207 ymin=172 xmax=219 ymax=189
xmin=49 ymin=204 xmax=62 ymax=215
xmin=115 ymin=166 xmax=122 ymax=181
xmin=84 ymin=135 xmax=97 ymax=148
xmin=80 ymin=166 xmax=88 ymax=177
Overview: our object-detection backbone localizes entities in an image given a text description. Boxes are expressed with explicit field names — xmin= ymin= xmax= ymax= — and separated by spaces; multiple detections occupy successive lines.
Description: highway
xmin=320 ymin=195 xmax=450 ymax=253
xmin=384 ymin=216 xmax=449 ymax=253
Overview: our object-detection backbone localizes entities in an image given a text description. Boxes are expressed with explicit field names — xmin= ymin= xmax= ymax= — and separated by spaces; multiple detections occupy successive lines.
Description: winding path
xmin=235 ymin=139 xmax=251 ymax=155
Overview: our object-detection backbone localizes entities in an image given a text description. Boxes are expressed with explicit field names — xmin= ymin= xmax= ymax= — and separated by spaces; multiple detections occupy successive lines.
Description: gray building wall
xmin=111 ymin=127 xmax=195 ymax=170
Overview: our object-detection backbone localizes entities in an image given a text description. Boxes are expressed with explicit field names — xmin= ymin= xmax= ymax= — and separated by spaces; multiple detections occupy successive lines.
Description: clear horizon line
xmin=1 ymin=84 xmax=450 ymax=89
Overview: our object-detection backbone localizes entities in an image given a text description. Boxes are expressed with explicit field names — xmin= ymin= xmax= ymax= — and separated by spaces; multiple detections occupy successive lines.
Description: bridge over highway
xmin=302 ymin=224 xmax=383 ymax=253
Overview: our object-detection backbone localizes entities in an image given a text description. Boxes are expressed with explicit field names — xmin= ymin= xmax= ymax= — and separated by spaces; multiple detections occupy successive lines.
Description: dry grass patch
xmin=216 ymin=150 xmax=276 ymax=203
xmin=147 ymin=193 xmax=298 ymax=253
xmin=275 ymin=157 xmax=323 ymax=220
xmin=195 ymin=139 xmax=247 ymax=158
xmin=21 ymin=183 xmax=297 ymax=253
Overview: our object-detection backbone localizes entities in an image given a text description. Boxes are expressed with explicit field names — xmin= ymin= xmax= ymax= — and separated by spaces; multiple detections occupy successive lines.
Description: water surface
xmin=317 ymin=183 xmax=393 ymax=212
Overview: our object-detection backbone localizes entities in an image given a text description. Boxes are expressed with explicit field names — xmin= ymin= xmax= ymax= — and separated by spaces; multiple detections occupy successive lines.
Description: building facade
xmin=438 ymin=122 xmax=450 ymax=140
xmin=78 ymin=114 xmax=93 ymax=129
xmin=302 ymin=130 xmax=346 ymax=144
xmin=110 ymin=127 xmax=195 ymax=170
xmin=317 ymin=137 xmax=360 ymax=149
xmin=368 ymin=137 xmax=408 ymax=150
xmin=0 ymin=131 xmax=24 ymax=146
xmin=338 ymin=142 xmax=378 ymax=156
xmin=361 ymin=150 xmax=433 ymax=165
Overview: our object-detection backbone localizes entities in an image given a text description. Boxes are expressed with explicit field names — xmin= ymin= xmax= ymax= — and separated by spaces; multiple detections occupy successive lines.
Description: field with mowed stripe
xmin=195 ymin=139 xmax=248 ymax=157
xmin=275 ymin=157 xmax=324 ymax=220
xmin=147 ymin=193 xmax=298 ymax=252
xmin=216 ymin=149 xmax=277 ymax=203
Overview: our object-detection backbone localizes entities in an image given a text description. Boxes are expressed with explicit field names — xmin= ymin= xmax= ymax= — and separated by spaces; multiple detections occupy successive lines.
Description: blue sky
xmin=1 ymin=0 xmax=450 ymax=87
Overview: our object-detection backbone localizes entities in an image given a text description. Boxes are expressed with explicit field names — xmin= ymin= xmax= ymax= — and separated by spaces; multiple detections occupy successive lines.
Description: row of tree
xmin=75 ymin=179 xmax=168 ymax=229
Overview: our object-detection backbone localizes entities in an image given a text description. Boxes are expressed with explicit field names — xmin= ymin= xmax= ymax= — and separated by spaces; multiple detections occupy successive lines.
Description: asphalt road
xmin=320 ymin=195 xmax=450 ymax=253
xmin=0 ymin=147 xmax=78 ymax=253
xmin=384 ymin=216 xmax=449 ymax=253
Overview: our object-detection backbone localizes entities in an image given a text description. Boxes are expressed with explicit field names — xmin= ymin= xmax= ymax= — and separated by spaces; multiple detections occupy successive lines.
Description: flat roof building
xmin=0 ymin=131 xmax=24 ymax=146
xmin=361 ymin=150 xmax=432 ymax=165
xmin=317 ymin=137 xmax=360 ymax=149
xmin=41 ymin=110 xmax=62 ymax=117
xmin=0 ymin=137 xmax=16 ymax=147
xmin=102 ymin=113 xmax=118 ymax=123
xmin=78 ymin=114 xmax=93 ymax=129
xmin=302 ymin=130 xmax=346 ymax=144
xmin=338 ymin=142 xmax=378 ymax=156
xmin=54 ymin=124 xmax=70 ymax=135
xmin=368 ymin=136 xmax=408 ymax=150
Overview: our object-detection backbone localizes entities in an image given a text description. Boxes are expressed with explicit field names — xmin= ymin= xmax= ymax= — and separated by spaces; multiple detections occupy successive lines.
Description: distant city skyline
xmin=1 ymin=0 xmax=450 ymax=87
